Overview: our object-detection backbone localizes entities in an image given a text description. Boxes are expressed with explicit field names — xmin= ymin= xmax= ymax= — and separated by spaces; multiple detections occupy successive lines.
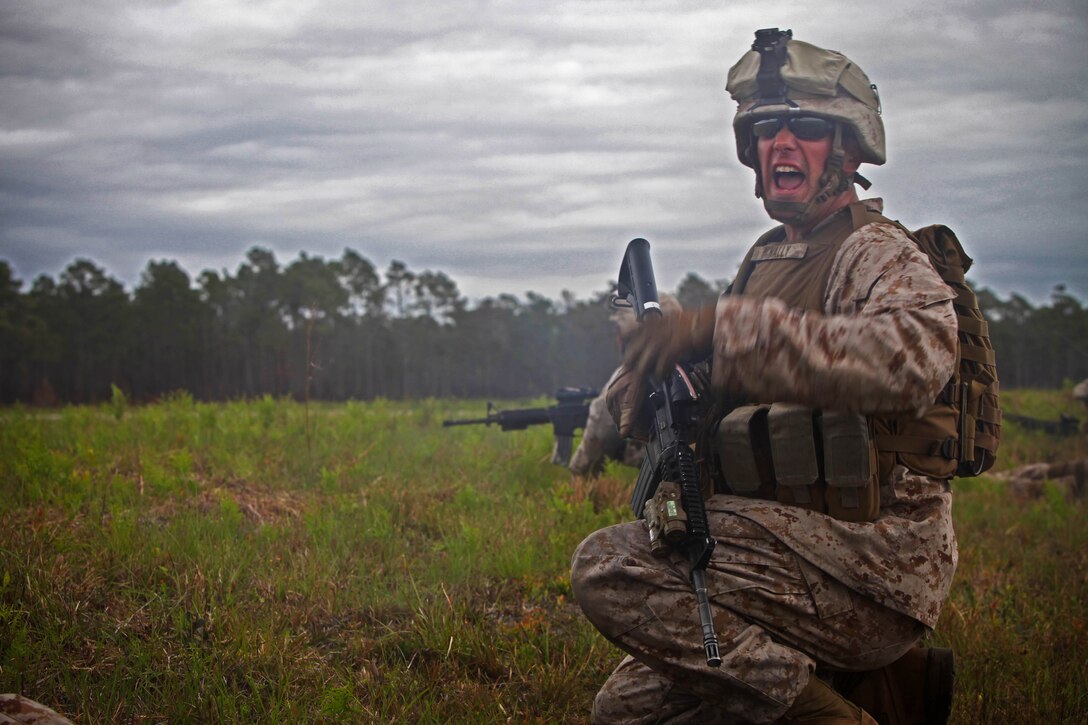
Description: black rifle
xmin=1005 ymin=413 xmax=1080 ymax=437
xmin=612 ymin=237 xmax=722 ymax=667
xmin=443 ymin=387 xmax=597 ymax=466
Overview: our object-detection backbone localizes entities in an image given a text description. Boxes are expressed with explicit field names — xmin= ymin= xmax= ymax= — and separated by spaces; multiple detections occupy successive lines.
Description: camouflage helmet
xmin=726 ymin=29 xmax=885 ymax=170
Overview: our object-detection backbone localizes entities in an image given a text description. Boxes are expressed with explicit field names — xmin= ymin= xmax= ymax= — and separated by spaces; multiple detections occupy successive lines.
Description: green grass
xmin=0 ymin=389 xmax=1085 ymax=722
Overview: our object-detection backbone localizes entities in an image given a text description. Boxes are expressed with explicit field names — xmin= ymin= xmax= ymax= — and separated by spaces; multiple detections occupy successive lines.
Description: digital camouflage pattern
xmin=711 ymin=200 xmax=957 ymax=419
xmin=573 ymin=200 xmax=959 ymax=722
xmin=706 ymin=200 xmax=960 ymax=626
xmin=0 ymin=695 xmax=74 ymax=725
xmin=572 ymin=515 xmax=924 ymax=723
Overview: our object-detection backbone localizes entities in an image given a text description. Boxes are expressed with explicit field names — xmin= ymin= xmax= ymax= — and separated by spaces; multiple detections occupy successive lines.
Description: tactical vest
xmin=708 ymin=202 xmax=1000 ymax=521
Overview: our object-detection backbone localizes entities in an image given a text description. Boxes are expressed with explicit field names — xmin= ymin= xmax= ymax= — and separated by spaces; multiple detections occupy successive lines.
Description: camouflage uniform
xmin=571 ymin=200 xmax=959 ymax=722
xmin=570 ymin=295 xmax=681 ymax=478
xmin=1074 ymin=378 xmax=1088 ymax=407
xmin=569 ymin=366 xmax=646 ymax=477
xmin=0 ymin=695 xmax=75 ymax=725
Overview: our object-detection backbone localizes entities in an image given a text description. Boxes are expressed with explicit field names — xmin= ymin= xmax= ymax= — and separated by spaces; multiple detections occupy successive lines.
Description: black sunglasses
xmin=751 ymin=115 xmax=835 ymax=141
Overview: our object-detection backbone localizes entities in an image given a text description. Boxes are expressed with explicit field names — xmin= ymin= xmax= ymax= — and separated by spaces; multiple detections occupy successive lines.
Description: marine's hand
xmin=605 ymin=366 xmax=648 ymax=440
xmin=623 ymin=306 xmax=716 ymax=380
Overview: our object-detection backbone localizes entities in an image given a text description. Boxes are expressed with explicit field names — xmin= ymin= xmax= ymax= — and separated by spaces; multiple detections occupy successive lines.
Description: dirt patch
xmin=196 ymin=478 xmax=306 ymax=525
xmin=135 ymin=475 xmax=309 ymax=528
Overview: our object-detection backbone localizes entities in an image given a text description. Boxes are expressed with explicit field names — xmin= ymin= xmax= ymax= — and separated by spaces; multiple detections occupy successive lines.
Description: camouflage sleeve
xmin=569 ymin=368 xmax=626 ymax=477
xmin=710 ymin=222 xmax=957 ymax=415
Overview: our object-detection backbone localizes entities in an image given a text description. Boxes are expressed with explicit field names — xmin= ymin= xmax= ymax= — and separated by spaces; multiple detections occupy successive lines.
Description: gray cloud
xmin=2 ymin=0 xmax=1086 ymax=303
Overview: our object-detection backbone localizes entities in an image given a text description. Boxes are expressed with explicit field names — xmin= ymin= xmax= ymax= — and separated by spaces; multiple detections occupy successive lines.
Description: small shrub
xmin=110 ymin=383 xmax=127 ymax=421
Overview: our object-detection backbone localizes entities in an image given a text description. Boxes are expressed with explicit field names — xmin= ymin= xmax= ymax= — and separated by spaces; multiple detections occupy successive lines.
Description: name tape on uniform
xmin=752 ymin=243 xmax=808 ymax=262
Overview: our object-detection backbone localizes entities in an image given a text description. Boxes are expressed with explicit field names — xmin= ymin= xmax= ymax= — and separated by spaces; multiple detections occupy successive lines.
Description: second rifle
xmin=442 ymin=386 xmax=597 ymax=466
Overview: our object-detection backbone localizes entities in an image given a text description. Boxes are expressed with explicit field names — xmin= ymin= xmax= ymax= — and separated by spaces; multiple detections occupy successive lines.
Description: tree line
xmin=0 ymin=249 xmax=1084 ymax=405
xmin=976 ymin=285 xmax=1088 ymax=390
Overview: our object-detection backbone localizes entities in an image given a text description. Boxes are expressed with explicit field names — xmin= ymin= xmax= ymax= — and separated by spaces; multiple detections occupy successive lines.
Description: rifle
xmin=1005 ymin=413 xmax=1080 ymax=437
xmin=443 ymin=386 xmax=598 ymax=466
xmin=612 ymin=237 xmax=722 ymax=667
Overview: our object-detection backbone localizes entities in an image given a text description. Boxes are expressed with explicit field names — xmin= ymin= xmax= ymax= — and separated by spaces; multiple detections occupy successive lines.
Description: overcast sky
xmin=2 ymin=0 xmax=1086 ymax=305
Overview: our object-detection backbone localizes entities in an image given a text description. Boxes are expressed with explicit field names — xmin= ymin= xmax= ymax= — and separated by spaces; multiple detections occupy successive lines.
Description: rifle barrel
xmin=442 ymin=417 xmax=493 ymax=427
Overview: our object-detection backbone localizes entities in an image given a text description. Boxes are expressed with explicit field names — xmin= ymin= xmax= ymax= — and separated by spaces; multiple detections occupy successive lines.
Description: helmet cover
xmin=726 ymin=34 xmax=885 ymax=169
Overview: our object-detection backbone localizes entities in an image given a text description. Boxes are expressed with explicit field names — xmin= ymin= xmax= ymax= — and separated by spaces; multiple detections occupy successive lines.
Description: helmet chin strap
xmin=757 ymin=124 xmax=862 ymax=228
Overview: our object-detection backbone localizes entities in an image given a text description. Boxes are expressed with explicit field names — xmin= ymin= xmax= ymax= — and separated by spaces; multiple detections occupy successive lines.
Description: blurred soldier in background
xmin=999 ymin=378 xmax=1088 ymax=499
xmin=1074 ymin=378 xmax=1088 ymax=410
xmin=568 ymin=294 xmax=681 ymax=479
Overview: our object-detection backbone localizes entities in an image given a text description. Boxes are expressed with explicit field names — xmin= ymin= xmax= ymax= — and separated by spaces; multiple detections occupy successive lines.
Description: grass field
xmin=1 ymin=388 xmax=1085 ymax=723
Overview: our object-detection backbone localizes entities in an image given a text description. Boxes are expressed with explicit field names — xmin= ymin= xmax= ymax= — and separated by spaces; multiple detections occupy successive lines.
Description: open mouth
xmin=773 ymin=164 xmax=805 ymax=192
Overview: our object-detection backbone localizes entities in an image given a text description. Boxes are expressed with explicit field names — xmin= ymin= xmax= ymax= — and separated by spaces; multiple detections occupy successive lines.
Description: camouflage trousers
xmin=570 ymin=513 xmax=925 ymax=723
